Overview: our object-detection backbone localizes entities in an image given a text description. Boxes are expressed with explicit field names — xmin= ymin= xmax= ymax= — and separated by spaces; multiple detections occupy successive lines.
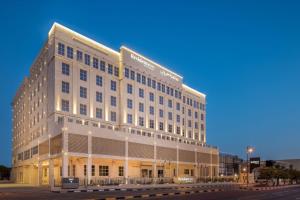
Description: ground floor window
xmin=84 ymin=165 xmax=87 ymax=176
xmin=184 ymin=169 xmax=189 ymax=175
xmin=119 ymin=166 xmax=124 ymax=176
xmin=158 ymin=169 xmax=164 ymax=177
xmin=72 ymin=165 xmax=76 ymax=177
xmin=92 ymin=165 xmax=95 ymax=176
xmin=99 ymin=165 xmax=109 ymax=176
xmin=191 ymin=169 xmax=194 ymax=176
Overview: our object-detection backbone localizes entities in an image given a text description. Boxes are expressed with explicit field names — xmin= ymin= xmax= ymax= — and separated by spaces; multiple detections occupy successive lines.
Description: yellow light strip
xmin=121 ymin=46 xmax=183 ymax=79
xmin=49 ymin=22 xmax=120 ymax=56
xmin=182 ymin=84 xmax=206 ymax=98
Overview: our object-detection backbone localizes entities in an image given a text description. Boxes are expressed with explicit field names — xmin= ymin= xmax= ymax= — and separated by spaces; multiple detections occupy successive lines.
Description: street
xmin=0 ymin=185 xmax=299 ymax=200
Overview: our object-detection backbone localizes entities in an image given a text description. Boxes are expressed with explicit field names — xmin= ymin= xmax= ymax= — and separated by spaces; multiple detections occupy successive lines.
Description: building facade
xmin=11 ymin=23 xmax=219 ymax=185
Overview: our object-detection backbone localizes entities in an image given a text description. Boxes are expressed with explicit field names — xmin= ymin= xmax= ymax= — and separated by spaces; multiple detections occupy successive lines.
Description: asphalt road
xmin=0 ymin=185 xmax=299 ymax=200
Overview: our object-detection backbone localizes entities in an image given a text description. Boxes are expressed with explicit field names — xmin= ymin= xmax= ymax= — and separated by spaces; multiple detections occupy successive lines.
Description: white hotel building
xmin=11 ymin=23 xmax=219 ymax=185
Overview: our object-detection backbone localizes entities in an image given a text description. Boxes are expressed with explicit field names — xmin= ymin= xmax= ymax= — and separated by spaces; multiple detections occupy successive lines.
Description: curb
xmin=52 ymin=184 xmax=236 ymax=193
xmin=96 ymin=188 xmax=225 ymax=200
xmin=239 ymin=185 xmax=299 ymax=191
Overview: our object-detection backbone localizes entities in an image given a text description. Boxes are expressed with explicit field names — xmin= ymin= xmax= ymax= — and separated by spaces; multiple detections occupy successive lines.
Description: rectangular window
xmin=84 ymin=54 xmax=90 ymax=65
xmin=149 ymin=92 xmax=154 ymax=102
xmin=92 ymin=165 xmax=95 ymax=176
xmin=159 ymin=109 xmax=163 ymax=118
xmin=188 ymin=109 xmax=191 ymax=117
xmin=201 ymin=113 xmax=204 ymax=121
xmin=61 ymin=99 xmax=69 ymax=112
xmin=127 ymin=84 xmax=133 ymax=94
xmin=67 ymin=46 xmax=73 ymax=59
xmin=127 ymin=114 xmax=132 ymax=124
xmin=80 ymin=69 xmax=87 ymax=81
xmin=195 ymin=112 xmax=198 ymax=119
xmin=136 ymin=73 xmax=141 ymax=83
xmin=58 ymin=42 xmax=65 ymax=55
xmin=77 ymin=50 xmax=83 ymax=61
xmin=111 ymin=80 xmax=117 ymax=91
xmin=149 ymin=119 xmax=154 ymax=129
xmin=147 ymin=78 xmax=151 ymax=87
xmin=176 ymin=127 xmax=180 ymax=134
xmin=96 ymin=108 xmax=102 ymax=119
xmin=142 ymin=75 xmax=146 ymax=84
xmin=111 ymin=96 xmax=117 ymax=107
xmin=62 ymin=81 xmax=69 ymax=93
xmin=139 ymin=117 xmax=144 ymax=126
xmin=127 ymin=99 xmax=133 ymax=109
xmin=188 ymin=120 xmax=192 ymax=127
xmin=162 ymin=84 xmax=165 ymax=93
xmin=108 ymin=64 xmax=113 ymax=74
xmin=184 ymin=169 xmax=189 ymax=175
xmin=84 ymin=165 xmax=87 ymax=176
xmin=62 ymin=63 xmax=70 ymax=75
xmin=93 ymin=57 xmax=99 ymax=69
xmin=139 ymin=88 xmax=144 ymax=98
xmin=176 ymin=103 xmax=180 ymax=111
xmin=195 ymin=122 xmax=199 ymax=129
xmin=159 ymin=122 xmax=164 ymax=131
xmin=157 ymin=82 xmax=161 ymax=91
xmin=168 ymin=124 xmax=173 ymax=133
xmin=100 ymin=60 xmax=106 ymax=71
xmin=99 ymin=166 xmax=109 ymax=176
xmin=124 ymin=68 xmax=129 ymax=78
xmin=80 ymin=87 xmax=87 ymax=98
xmin=176 ymin=115 xmax=180 ymax=123
xmin=168 ymin=99 xmax=173 ymax=108
xmin=159 ymin=96 xmax=164 ymax=105
xmin=111 ymin=111 xmax=116 ymax=122
xmin=96 ymin=75 xmax=102 ymax=86
xmin=168 ymin=112 xmax=172 ymax=120
xmin=96 ymin=91 xmax=102 ymax=103
xmin=130 ymin=70 xmax=135 ymax=80
xmin=80 ymin=104 xmax=87 ymax=115
xmin=114 ymin=66 xmax=119 ymax=77
xmin=149 ymin=106 xmax=154 ymax=115
xmin=152 ymin=80 xmax=156 ymax=89
xmin=139 ymin=102 xmax=144 ymax=112
xmin=118 ymin=166 xmax=124 ymax=176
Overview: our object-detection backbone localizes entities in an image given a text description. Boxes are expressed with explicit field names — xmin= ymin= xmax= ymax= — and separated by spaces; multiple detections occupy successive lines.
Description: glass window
xmin=127 ymin=84 xmax=132 ymax=94
xmin=127 ymin=114 xmax=132 ymax=124
xmin=147 ymin=78 xmax=151 ymax=87
xmin=130 ymin=70 xmax=135 ymax=80
xmin=157 ymin=82 xmax=161 ymax=91
xmin=139 ymin=88 xmax=144 ymax=98
xmin=61 ymin=99 xmax=69 ymax=112
xmin=159 ymin=109 xmax=163 ymax=118
xmin=96 ymin=75 xmax=102 ymax=86
xmin=176 ymin=103 xmax=180 ymax=111
xmin=127 ymin=99 xmax=133 ymax=109
xmin=111 ymin=80 xmax=117 ymax=91
xmin=96 ymin=108 xmax=102 ymax=119
xmin=139 ymin=117 xmax=144 ymax=126
xmin=67 ymin=46 xmax=73 ymax=59
xmin=80 ymin=87 xmax=87 ymax=98
xmin=80 ymin=69 xmax=87 ymax=81
xmin=99 ymin=166 xmax=109 ymax=176
xmin=93 ymin=57 xmax=99 ymax=69
xmin=177 ymin=115 xmax=180 ymax=123
xmin=159 ymin=96 xmax=164 ymax=105
xmin=108 ymin=64 xmax=113 ymax=74
xmin=100 ymin=60 xmax=106 ymax=71
xmin=62 ymin=63 xmax=70 ymax=75
xmin=142 ymin=75 xmax=146 ymax=84
xmin=149 ymin=92 xmax=154 ymax=102
xmin=188 ymin=109 xmax=191 ymax=117
xmin=168 ymin=124 xmax=173 ymax=133
xmin=80 ymin=104 xmax=87 ymax=115
xmin=118 ymin=166 xmax=124 ymax=176
xmin=136 ymin=73 xmax=141 ymax=83
xmin=114 ymin=66 xmax=119 ymax=77
xmin=162 ymin=84 xmax=165 ymax=93
xmin=96 ymin=92 xmax=102 ymax=103
xmin=58 ymin=42 xmax=65 ymax=55
xmin=149 ymin=106 xmax=154 ymax=115
xmin=84 ymin=54 xmax=90 ymax=65
xmin=139 ymin=102 xmax=144 ymax=112
xmin=195 ymin=112 xmax=198 ymax=119
xmin=91 ymin=165 xmax=95 ymax=176
xmin=62 ymin=81 xmax=69 ymax=93
xmin=111 ymin=111 xmax=116 ymax=122
xmin=159 ymin=122 xmax=164 ymax=131
xmin=149 ymin=120 xmax=154 ymax=129
xmin=111 ymin=96 xmax=117 ymax=107
xmin=168 ymin=112 xmax=172 ymax=120
xmin=152 ymin=80 xmax=156 ymax=89
xmin=124 ymin=68 xmax=129 ymax=78
xmin=168 ymin=99 xmax=172 ymax=108
xmin=77 ymin=50 xmax=83 ymax=61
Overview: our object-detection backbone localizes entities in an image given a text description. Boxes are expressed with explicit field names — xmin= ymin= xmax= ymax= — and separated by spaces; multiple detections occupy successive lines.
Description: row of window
xmin=58 ymin=43 xmax=119 ymax=77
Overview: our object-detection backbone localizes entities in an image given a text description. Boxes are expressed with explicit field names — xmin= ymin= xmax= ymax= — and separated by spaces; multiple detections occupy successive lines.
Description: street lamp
xmin=246 ymin=146 xmax=254 ymax=187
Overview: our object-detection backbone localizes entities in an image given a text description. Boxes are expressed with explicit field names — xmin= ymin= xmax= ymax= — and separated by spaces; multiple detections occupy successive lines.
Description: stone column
xmin=124 ymin=137 xmax=129 ymax=184
xmin=153 ymin=141 xmax=157 ymax=179
xmin=62 ymin=129 xmax=69 ymax=178
xmin=49 ymin=158 xmax=54 ymax=189
xmin=87 ymin=131 xmax=92 ymax=185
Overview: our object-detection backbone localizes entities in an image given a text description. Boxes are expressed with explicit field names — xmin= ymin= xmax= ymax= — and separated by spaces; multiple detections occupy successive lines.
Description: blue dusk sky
xmin=1 ymin=0 xmax=300 ymax=166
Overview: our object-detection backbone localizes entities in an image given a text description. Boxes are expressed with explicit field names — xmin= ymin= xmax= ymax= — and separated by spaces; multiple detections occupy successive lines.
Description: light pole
xmin=246 ymin=146 xmax=254 ymax=187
